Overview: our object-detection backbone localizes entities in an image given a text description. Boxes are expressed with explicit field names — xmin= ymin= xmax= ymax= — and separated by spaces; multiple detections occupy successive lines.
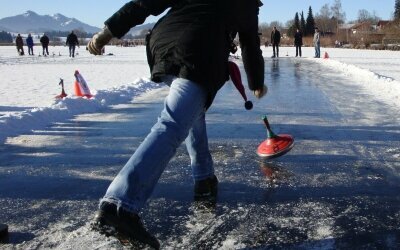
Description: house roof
xmin=377 ymin=20 xmax=390 ymax=26
xmin=339 ymin=22 xmax=372 ymax=30
xmin=339 ymin=23 xmax=355 ymax=30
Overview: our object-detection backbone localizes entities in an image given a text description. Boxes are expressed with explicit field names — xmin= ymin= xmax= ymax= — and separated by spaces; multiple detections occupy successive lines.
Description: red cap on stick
xmin=228 ymin=61 xmax=253 ymax=110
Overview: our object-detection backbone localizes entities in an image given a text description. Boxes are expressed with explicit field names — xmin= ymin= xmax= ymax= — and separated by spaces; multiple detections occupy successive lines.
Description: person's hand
xmin=253 ymin=84 xmax=268 ymax=99
xmin=88 ymin=26 xmax=113 ymax=55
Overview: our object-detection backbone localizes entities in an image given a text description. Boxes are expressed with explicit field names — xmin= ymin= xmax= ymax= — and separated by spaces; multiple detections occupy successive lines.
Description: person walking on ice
xmin=15 ymin=34 xmax=24 ymax=55
xmin=87 ymin=0 xmax=267 ymax=248
xmin=66 ymin=31 xmax=79 ymax=57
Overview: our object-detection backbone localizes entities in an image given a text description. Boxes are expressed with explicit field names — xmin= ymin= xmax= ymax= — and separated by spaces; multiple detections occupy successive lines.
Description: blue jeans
xmin=315 ymin=43 xmax=320 ymax=58
xmin=101 ymin=77 xmax=214 ymax=213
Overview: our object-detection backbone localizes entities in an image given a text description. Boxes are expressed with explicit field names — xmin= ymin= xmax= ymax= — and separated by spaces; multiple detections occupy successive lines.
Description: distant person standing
xmin=271 ymin=26 xmax=281 ymax=58
xmin=15 ymin=34 xmax=24 ymax=55
xmin=294 ymin=29 xmax=303 ymax=57
xmin=26 ymin=33 xmax=34 ymax=55
xmin=66 ymin=31 xmax=79 ymax=57
xmin=40 ymin=33 xmax=50 ymax=56
xmin=313 ymin=27 xmax=321 ymax=58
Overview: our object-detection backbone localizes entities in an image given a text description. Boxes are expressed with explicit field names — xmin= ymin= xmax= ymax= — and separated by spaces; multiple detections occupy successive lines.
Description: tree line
xmin=0 ymin=31 xmax=13 ymax=43
xmin=0 ymin=28 xmax=143 ymax=44
xmin=2 ymin=0 xmax=400 ymax=44
xmin=283 ymin=0 xmax=347 ymax=38
xmin=0 ymin=29 xmax=96 ymax=44
xmin=261 ymin=0 xmax=400 ymax=40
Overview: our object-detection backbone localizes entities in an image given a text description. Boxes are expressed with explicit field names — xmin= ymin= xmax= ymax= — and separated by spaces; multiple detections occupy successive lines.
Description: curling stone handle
xmin=262 ymin=115 xmax=277 ymax=138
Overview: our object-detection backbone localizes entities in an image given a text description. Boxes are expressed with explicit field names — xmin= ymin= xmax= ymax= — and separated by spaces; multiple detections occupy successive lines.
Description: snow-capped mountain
xmin=0 ymin=11 xmax=101 ymax=33
xmin=129 ymin=23 xmax=155 ymax=37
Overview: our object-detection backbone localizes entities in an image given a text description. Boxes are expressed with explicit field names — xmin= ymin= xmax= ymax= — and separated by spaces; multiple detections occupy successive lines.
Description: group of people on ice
xmin=269 ymin=26 xmax=321 ymax=58
xmin=15 ymin=31 xmax=79 ymax=57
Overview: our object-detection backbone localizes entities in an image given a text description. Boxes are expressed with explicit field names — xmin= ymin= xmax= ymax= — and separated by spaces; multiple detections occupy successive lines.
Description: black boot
xmin=92 ymin=202 xmax=160 ymax=249
xmin=194 ymin=175 xmax=218 ymax=201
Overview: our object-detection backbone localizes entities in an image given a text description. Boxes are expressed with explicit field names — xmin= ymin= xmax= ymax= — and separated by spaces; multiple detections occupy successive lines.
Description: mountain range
xmin=0 ymin=11 xmax=155 ymax=37
xmin=0 ymin=11 xmax=101 ymax=33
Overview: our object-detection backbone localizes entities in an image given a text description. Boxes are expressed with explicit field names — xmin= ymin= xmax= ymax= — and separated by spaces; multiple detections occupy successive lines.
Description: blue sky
xmin=0 ymin=0 xmax=395 ymax=27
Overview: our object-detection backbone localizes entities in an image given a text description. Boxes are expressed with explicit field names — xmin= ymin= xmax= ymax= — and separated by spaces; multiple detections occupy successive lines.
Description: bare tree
xmin=316 ymin=3 xmax=333 ymax=33
xmin=258 ymin=21 xmax=284 ymax=45
xmin=269 ymin=21 xmax=283 ymax=29
xmin=357 ymin=9 xmax=380 ymax=24
xmin=358 ymin=9 xmax=371 ymax=22
xmin=320 ymin=3 xmax=331 ymax=18
xmin=331 ymin=0 xmax=346 ymax=35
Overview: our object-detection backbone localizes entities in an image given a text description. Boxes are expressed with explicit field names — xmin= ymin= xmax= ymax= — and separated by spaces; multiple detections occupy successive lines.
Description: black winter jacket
xmin=40 ymin=35 xmax=50 ymax=46
xmin=105 ymin=0 xmax=264 ymax=107
xmin=66 ymin=33 xmax=79 ymax=46
xmin=16 ymin=36 xmax=23 ymax=47
xmin=270 ymin=30 xmax=280 ymax=45
xmin=294 ymin=31 xmax=302 ymax=46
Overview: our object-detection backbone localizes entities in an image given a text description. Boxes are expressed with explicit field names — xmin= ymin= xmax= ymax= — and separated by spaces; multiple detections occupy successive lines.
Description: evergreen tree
xmin=300 ymin=11 xmax=306 ymax=36
xmin=305 ymin=6 xmax=315 ymax=36
xmin=395 ymin=0 xmax=400 ymax=20
xmin=294 ymin=12 xmax=300 ymax=29
xmin=287 ymin=12 xmax=300 ymax=37
xmin=0 ymin=31 xmax=13 ymax=43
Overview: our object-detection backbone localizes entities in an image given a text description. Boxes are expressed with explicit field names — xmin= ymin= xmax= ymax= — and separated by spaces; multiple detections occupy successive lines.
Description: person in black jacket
xmin=40 ymin=33 xmax=50 ymax=56
xmin=15 ymin=34 xmax=24 ymax=55
xmin=88 ymin=0 xmax=266 ymax=248
xmin=66 ymin=31 xmax=79 ymax=57
xmin=270 ymin=26 xmax=281 ymax=58
xmin=294 ymin=29 xmax=303 ymax=57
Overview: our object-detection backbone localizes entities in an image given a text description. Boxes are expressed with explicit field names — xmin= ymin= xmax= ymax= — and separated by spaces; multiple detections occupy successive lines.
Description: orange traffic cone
xmin=74 ymin=79 xmax=83 ymax=97
xmin=324 ymin=52 xmax=329 ymax=59
xmin=74 ymin=70 xmax=93 ymax=98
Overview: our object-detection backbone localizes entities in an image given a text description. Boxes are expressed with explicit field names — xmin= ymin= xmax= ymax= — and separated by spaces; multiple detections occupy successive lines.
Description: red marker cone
xmin=257 ymin=116 xmax=294 ymax=159
xmin=74 ymin=70 xmax=93 ymax=98
xmin=228 ymin=61 xmax=253 ymax=110
xmin=55 ymin=78 xmax=67 ymax=99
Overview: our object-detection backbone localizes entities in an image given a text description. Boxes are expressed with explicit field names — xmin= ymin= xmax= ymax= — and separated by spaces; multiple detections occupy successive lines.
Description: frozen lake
xmin=1 ymin=55 xmax=399 ymax=249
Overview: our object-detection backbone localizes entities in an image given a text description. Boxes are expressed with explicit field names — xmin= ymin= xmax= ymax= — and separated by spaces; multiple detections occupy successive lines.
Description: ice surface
xmin=0 ymin=45 xmax=399 ymax=249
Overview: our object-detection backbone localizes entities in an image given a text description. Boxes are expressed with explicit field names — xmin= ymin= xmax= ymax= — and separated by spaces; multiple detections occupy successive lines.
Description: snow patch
xmin=220 ymin=237 xmax=246 ymax=249
xmin=23 ymin=11 xmax=35 ymax=17
xmin=313 ymin=58 xmax=400 ymax=108
xmin=61 ymin=20 xmax=73 ymax=26
xmin=0 ymin=78 xmax=161 ymax=143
